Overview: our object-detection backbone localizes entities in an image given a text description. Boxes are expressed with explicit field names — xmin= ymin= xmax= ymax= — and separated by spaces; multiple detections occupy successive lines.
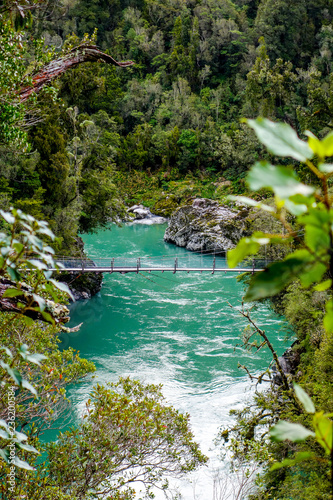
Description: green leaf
xmin=2 ymin=288 xmax=24 ymax=298
xmin=14 ymin=430 xmax=28 ymax=443
xmin=247 ymin=161 xmax=314 ymax=199
xmin=25 ymin=353 xmax=47 ymax=366
xmin=0 ymin=363 xmax=22 ymax=386
xmin=6 ymin=267 xmax=21 ymax=282
xmin=0 ymin=429 xmax=10 ymax=439
xmin=19 ymin=344 xmax=28 ymax=354
xmin=49 ymin=279 xmax=74 ymax=300
xmin=0 ymin=211 xmax=15 ymax=224
xmin=17 ymin=442 xmax=39 ymax=454
xmin=36 ymin=227 xmax=55 ymax=240
xmin=300 ymin=209 xmax=331 ymax=228
xmin=0 ymin=346 xmax=13 ymax=358
xmin=318 ymin=163 xmax=333 ymax=174
xmin=12 ymin=242 xmax=24 ymax=253
xmin=27 ymin=259 xmax=47 ymax=270
xmin=298 ymin=261 xmax=326 ymax=288
xmin=323 ymin=301 xmax=333 ymax=334
xmin=246 ymin=118 xmax=313 ymax=162
xmin=43 ymin=245 xmax=55 ymax=255
xmin=244 ymin=257 xmax=307 ymax=301
xmin=13 ymin=455 xmax=35 ymax=470
xmin=21 ymin=380 xmax=37 ymax=396
xmin=306 ymin=130 xmax=333 ymax=158
xmin=270 ymin=451 xmax=315 ymax=471
xmin=0 ymin=449 xmax=9 ymax=463
xmin=270 ymin=421 xmax=315 ymax=442
xmin=313 ymin=413 xmax=333 ymax=455
xmin=228 ymin=195 xmax=275 ymax=212
xmin=32 ymin=293 xmax=46 ymax=311
xmin=41 ymin=311 xmax=55 ymax=324
xmin=284 ymin=199 xmax=308 ymax=216
xmin=0 ymin=419 xmax=9 ymax=430
xmin=314 ymin=279 xmax=332 ymax=291
xmin=22 ymin=316 xmax=34 ymax=327
xmin=294 ymin=384 xmax=315 ymax=414
xmin=227 ymin=238 xmax=261 ymax=268
xmin=305 ymin=225 xmax=330 ymax=253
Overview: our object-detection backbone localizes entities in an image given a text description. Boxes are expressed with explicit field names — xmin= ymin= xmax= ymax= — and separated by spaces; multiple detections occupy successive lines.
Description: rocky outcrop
xmin=272 ymin=342 xmax=301 ymax=386
xmin=164 ymin=198 xmax=250 ymax=252
xmin=126 ymin=204 xmax=167 ymax=225
xmin=56 ymin=271 xmax=103 ymax=301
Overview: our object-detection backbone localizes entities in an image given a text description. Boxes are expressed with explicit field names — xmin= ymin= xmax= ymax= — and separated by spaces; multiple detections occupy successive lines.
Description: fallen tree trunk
xmin=0 ymin=278 xmax=70 ymax=324
xmin=19 ymin=44 xmax=134 ymax=102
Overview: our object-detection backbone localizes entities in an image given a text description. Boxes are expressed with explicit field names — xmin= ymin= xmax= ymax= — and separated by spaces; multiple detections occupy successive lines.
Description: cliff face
xmin=57 ymin=271 xmax=103 ymax=301
xmin=164 ymin=198 xmax=250 ymax=252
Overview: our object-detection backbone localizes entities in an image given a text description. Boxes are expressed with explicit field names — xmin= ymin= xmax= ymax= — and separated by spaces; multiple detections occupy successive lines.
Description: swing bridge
xmin=51 ymin=251 xmax=269 ymax=275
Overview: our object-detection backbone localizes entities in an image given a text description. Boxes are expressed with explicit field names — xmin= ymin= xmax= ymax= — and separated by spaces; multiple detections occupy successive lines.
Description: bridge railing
xmin=52 ymin=255 xmax=273 ymax=271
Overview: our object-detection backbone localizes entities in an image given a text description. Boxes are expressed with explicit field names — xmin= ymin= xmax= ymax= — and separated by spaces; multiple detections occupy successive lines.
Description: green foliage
xmin=270 ymin=384 xmax=332 ymax=473
xmin=47 ymin=377 xmax=208 ymax=499
xmin=0 ymin=207 xmax=95 ymax=477
xmin=0 ymin=17 xmax=29 ymax=149
xmin=228 ymin=118 xmax=333 ymax=499
xmin=228 ymin=119 xmax=333 ymax=317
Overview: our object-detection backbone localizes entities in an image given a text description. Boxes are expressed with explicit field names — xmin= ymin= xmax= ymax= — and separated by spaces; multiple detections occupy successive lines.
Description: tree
xmin=47 ymin=378 xmax=208 ymax=499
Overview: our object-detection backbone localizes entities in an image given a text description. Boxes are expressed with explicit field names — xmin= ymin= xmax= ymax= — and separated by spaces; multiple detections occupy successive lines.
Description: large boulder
xmin=164 ymin=198 xmax=249 ymax=252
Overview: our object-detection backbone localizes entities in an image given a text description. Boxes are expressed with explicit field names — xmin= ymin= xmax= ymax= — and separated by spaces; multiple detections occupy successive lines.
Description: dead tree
xmin=18 ymin=44 xmax=134 ymax=102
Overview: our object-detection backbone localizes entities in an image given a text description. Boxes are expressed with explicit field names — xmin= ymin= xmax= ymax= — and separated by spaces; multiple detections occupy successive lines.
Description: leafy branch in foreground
xmin=228 ymin=117 xmax=333 ymax=332
xmin=0 ymin=207 xmax=83 ymax=473
xmin=0 ymin=207 xmax=72 ymax=324
xmin=270 ymin=384 xmax=332 ymax=497
xmin=227 ymin=117 xmax=333 ymax=498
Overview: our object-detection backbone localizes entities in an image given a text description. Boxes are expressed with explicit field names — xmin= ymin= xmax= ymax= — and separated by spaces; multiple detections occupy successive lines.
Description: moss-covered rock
xmin=164 ymin=198 xmax=249 ymax=251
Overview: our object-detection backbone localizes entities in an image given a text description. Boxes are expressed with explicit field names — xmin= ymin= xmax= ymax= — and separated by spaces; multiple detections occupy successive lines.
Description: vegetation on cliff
xmin=2 ymin=0 xmax=333 ymax=251
xmin=1 ymin=0 xmax=333 ymax=498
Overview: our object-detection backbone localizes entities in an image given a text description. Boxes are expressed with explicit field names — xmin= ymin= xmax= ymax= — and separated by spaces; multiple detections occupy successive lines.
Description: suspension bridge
xmin=51 ymin=252 xmax=269 ymax=275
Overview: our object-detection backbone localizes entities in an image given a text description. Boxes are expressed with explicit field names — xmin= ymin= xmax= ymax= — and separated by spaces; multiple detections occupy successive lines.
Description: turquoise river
xmin=60 ymin=222 xmax=291 ymax=500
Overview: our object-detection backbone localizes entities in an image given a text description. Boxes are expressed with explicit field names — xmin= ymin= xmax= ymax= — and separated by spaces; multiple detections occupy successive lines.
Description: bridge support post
xmin=81 ymin=259 xmax=85 ymax=272
xmin=252 ymin=258 xmax=255 ymax=274
xmin=212 ymin=256 xmax=216 ymax=275
xmin=111 ymin=258 xmax=114 ymax=273
xmin=137 ymin=258 xmax=140 ymax=274
xmin=173 ymin=258 xmax=178 ymax=274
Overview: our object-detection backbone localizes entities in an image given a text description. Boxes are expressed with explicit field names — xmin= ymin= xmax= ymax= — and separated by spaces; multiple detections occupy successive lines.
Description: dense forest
xmin=1 ymin=0 xmax=333 ymax=498
xmin=2 ymin=0 xmax=333 ymax=251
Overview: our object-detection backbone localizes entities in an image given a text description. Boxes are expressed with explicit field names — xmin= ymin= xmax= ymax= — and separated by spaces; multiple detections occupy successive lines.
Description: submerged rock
xmin=164 ymin=198 xmax=250 ymax=252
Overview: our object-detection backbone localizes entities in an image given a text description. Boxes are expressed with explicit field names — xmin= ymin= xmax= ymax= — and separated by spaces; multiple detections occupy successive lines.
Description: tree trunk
xmin=0 ymin=278 xmax=70 ymax=324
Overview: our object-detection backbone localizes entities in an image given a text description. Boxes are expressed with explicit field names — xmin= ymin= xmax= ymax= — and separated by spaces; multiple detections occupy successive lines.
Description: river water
xmin=61 ymin=222 xmax=291 ymax=499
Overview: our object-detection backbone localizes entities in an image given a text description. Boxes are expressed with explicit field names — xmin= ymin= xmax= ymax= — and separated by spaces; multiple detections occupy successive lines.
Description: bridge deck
xmin=50 ymin=266 xmax=265 ymax=273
